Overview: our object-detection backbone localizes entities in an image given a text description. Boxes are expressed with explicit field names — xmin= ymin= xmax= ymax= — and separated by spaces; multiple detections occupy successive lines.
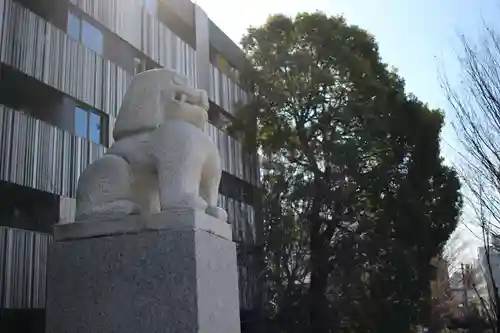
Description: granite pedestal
xmin=45 ymin=210 xmax=241 ymax=333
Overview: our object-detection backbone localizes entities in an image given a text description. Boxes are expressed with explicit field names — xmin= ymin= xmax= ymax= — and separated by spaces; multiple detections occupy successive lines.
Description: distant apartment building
xmin=478 ymin=246 xmax=500 ymax=306
xmin=447 ymin=263 xmax=486 ymax=318
xmin=0 ymin=0 xmax=263 ymax=331
xmin=446 ymin=259 xmax=491 ymax=320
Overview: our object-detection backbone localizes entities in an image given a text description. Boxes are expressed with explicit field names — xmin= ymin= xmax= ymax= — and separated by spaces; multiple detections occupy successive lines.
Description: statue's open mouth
xmin=173 ymin=88 xmax=209 ymax=111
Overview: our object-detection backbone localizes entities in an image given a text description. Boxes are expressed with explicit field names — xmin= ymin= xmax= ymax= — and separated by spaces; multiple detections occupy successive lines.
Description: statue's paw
xmin=206 ymin=206 xmax=228 ymax=223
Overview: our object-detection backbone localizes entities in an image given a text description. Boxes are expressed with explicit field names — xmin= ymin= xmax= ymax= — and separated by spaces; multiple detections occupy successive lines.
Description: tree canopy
xmin=234 ymin=12 xmax=463 ymax=333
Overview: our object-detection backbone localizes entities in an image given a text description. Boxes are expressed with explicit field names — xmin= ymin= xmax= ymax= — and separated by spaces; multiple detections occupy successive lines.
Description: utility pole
xmin=461 ymin=263 xmax=470 ymax=314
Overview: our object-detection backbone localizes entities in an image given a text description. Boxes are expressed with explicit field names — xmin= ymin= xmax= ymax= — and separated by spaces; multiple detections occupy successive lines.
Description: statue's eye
xmin=172 ymin=75 xmax=183 ymax=86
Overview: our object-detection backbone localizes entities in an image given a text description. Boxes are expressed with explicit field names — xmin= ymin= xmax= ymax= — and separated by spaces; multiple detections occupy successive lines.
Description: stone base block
xmin=45 ymin=212 xmax=240 ymax=333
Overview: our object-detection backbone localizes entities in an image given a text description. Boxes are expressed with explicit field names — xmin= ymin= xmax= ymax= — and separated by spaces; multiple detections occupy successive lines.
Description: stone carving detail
xmin=75 ymin=69 xmax=227 ymax=222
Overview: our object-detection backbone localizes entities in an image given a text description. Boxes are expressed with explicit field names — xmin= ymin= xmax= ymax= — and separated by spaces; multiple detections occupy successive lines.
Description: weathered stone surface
xmin=54 ymin=209 xmax=232 ymax=242
xmin=75 ymin=68 xmax=227 ymax=223
xmin=46 ymin=224 xmax=240 ymax=333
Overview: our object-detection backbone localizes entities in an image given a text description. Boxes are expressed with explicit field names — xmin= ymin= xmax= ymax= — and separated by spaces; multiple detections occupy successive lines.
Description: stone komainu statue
xmin=75 ymin=69 xmax=227 ymax=222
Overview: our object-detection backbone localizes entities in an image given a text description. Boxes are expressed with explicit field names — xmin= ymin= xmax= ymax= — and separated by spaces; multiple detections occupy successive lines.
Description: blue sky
xmin=197 ymin=0 xmax=500 ymax=261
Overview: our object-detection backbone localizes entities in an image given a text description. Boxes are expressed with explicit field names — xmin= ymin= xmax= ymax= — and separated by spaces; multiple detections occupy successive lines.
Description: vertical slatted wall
xmin=0 ymin=0 xmax=261 ymax=310
xmin=0 ymin=0 xmax=132 ymax=119
xmin=209 ymin=64 xmax=249 ymax=116
xmin=70 ymin=0 xmax=198 ymax=86
xmin=0 ymin=227 xmax=51 ymax=309
xmin=69 ymin=0 xmax=249 ymax=116
xmin=0 ymin=0 xmax=256 ymax=186
xmin=205 ymin=123 xmax=259 ymax=186
xmin=0 ymin=106 xmax=106 ymax=198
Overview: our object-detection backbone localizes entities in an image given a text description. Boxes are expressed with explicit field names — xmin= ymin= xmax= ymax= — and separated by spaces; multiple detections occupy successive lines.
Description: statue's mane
xmin=113 ymin=69 xmax=178 ymax=141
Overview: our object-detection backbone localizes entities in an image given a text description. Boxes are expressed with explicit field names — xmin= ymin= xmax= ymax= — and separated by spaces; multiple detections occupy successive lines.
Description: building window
xmin=67 ymin=12 xmax=80 ymax=40
xmin=74 ymin=107 xmax=88 ymax=138
xmin=143 ymin=0 xmax=157 ymax=15
xmin=66 ymin=11 xmax=104 ymax=54
xmin=74 ymin=106 xmax=106 ymax=145
xmin=89 ymin=112 xmax=102 ymax=143
xmin=82 ymin=20 xmax=104 ymax=54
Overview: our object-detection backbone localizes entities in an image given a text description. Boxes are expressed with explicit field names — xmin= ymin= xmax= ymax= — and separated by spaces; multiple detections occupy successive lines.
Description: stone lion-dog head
xmin=113 ymin=68 xmax=210 ymax=141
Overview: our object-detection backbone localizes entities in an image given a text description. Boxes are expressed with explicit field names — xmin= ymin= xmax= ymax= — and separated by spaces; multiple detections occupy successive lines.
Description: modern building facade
xmin=0 ymin=0 xmax=263 ymax=331
xmin=478 ymin=246 xmax=500 ymax=307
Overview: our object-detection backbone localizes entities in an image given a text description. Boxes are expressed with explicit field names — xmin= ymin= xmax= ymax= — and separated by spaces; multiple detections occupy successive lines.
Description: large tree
xmin=235 ymin=12 xmax=462 ymax=332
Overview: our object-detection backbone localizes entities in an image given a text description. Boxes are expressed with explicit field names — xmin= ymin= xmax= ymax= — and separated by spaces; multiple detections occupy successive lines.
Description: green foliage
xmin=235 ymin=12 xmax=463 ymax=333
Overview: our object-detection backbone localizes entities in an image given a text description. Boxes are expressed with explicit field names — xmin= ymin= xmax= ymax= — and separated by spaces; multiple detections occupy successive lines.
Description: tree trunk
xmin=309 ymin=218 xmax=332 ymax=333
